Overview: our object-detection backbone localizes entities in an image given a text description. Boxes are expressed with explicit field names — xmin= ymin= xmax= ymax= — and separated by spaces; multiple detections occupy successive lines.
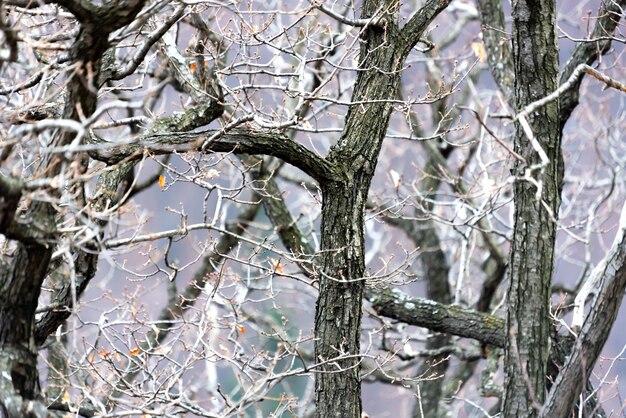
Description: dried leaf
xmin=389 ymin=169 xmax=401 ymax=188
xmin=235 ymin=323 xmax=246 ymax=335
xmin=471 ymin=41 xmax=487 ymax=63
xmin=270 ymin=259 xmax=285 ymax=274
xmin=129 ymin=347 xmax=141 ymax=356
xmin=158 ymin=175 xmax=166 ymax=189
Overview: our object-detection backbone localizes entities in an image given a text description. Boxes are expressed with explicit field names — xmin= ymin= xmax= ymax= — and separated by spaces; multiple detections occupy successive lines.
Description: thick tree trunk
xmin=312 ymin=1 xmax=452 ymax=415
xmin=0 ymin=244 xmax=51 ymax=417
xmin=0 ymin=4 xmax=146 ymax=416
xmin=503 ymin=1 xmax=562 ymax=417
xmin=314 ymin=2 xmax=402 ymax=416
xmin=315 ymin=182 xmax=368 ymax=418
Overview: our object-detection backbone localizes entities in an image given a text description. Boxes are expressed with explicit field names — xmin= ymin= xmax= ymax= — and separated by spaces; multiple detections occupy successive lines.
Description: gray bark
xmin=504 ymin=1 xmax=562 ymax=416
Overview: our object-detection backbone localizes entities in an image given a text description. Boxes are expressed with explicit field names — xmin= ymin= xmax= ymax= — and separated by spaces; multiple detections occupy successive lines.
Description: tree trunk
xmin=314 ymin=2 xmax=403 ymax=416
xmin=0 ymin=244 xmax=51 ymax=417
xmin=503 ymin=1 xmax=562 ymax=417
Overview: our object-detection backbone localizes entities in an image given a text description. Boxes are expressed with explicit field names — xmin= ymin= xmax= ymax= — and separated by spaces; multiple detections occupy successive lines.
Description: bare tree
xmin=1 ymin=0 xmax=626 ymax=417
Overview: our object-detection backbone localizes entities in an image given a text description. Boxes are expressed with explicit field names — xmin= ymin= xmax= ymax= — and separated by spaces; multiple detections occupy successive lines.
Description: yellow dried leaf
xmin=189 ymin=62 xmax=197 ymax=73
xmin=158 ymin=175 xmax=166 ymax=189
xmin=129 ymin=347 xmax=141 ymax=356
xmin=471 ymin=41 xmax=487 ymax=63
xmin=270 ymin=259 xmax=285 ymax=274
xmin=235 ymin=323 xmax=246 ymax=335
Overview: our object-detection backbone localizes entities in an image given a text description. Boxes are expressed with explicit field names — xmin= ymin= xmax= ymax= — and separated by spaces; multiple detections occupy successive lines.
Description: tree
xmin=1 ymin=0 xmax=625 ymax=417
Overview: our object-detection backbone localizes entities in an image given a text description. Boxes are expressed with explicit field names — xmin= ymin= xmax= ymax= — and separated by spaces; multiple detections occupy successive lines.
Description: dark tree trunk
xmin=313 ymin=1 xmax=451 ymax=415
xmin=503 ymin=1 xmax=562 ymax=417
xmin=0 ymin=244 xmax=51 ymax=417
xmin=314 ymin=2 xmax=402 ymax=416
xmin=0 ymin=3 xmax=146 ymax=416
xmin=316 ymin=182 xmax=369 ymax=418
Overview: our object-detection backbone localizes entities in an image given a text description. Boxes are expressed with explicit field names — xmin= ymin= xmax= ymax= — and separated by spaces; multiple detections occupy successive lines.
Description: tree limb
xmin=558 ymin=0 xmax=626 ymax=127
xmin=366 ymin=286 xmax=505 ymax=347
xmin=399 ymin=0 xmax=452 ymax=55
xmin=87 ymin=127 xmax=343 ymax=184
xmin=541 ymin=201 xmax=626 ymax=418
xmin=475 ymin=0 xmax=514 ymax=102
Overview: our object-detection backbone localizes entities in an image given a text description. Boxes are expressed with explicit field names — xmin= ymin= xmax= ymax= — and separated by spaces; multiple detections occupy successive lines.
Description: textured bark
xmin=476 ymin=0 xmax=515 ymax=102
xmin=368 ymin=285 xmax=607 ymax=417
xmin=314 ymin=1 xmax=403 ymax=414
xmin=0 ymin=3 xmax=147 ymax=416
xmin=504 ymin=1 xmax=562 ymax=417
xmin=367 ymin=286 xmax=505 ymax=347
xmin=558 ymin=0 xmax=626 ymax=128
xmin=541 ymin=206 xmax=626 ymax=418
xmin=312 ymin=1 xmax=451 ymax=415
xmin=0 ymin=244 xmax=51 ymax=417
xmin=87 ymin=128 xmax=341 ymax=183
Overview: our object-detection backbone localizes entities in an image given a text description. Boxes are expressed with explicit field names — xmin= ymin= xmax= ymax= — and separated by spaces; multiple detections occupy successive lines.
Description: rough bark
xmin=88 ymin=128 xmax=342 ymax=184
xmin=368 ymin=285 xmax=607 ymax=417
xmin=541 ymin=204 xmax=626 ymax=418
xmin=0 ymin=2 xmax=147 ymax=415
xmin=367 ymin=286 xmax=505 ymax=347
xmin=313 ymin=0 xmax=451 ymax=415
xmin=0 ymin=244 xmax=51 ymax=417
xmin=315 ymin=13 xmax=403 ymax=411
xmin=504 ymin=1 xmax=562 ymax=417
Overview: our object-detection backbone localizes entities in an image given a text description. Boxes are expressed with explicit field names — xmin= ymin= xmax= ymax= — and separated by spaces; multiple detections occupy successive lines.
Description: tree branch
xmin=399 ymin=0 xmax=451 ymax=55
xmin=558 ymin=0 xmax=626 ymax=127
xmin=475 ymin=0 xmax=514 ymax=102
xmin=0 ymin=174 xmax=23 ymax=233
xmin=515 ymin=64 xmax=626 ymax=123
xmin=366 ymin=286 xmax=505 ymax=347
xmin=87 ymin=127 xmax=343 ymax=184
xmin=541 ymin=201 xmax=626 ymax=418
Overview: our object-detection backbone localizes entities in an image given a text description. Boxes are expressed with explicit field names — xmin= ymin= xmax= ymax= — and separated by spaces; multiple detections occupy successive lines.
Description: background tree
xmin=1 ymin=0 xmax=625 ymax=417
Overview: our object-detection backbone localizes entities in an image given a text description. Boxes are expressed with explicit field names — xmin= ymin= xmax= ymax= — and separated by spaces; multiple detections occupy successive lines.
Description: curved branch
xmin=475 ymin=0 xmax=514 ymax=102
xmin=399 ymin=0 xmax=451 ymax=56
xmin=87 ymin=127 xmax=343 ymax=184
xmin=559 ymin=0 xmax=626 ymax=127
